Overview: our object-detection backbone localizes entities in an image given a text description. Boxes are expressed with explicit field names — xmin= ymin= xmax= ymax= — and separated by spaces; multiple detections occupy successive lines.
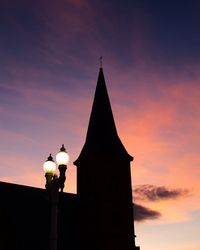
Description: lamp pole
xmin=43 ymin=145 xmax=69 ymax=250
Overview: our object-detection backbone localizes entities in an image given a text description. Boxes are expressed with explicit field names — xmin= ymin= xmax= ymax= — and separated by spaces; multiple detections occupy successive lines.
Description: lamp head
xmin=56 ymin=144 xmax=69 ymax=166
xmin=43 ymin=154 xmax=57 ymax=174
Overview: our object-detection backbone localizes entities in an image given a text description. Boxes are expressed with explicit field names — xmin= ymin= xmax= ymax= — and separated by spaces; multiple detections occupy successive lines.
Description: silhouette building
xmin=74 ymin=67 xmax=140 ymax=250
xmin=0 ymin=67 xmax=140 ymax=250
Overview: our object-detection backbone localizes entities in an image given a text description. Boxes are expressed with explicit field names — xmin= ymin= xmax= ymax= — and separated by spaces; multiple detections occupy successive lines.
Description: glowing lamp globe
xmin=56 ymin=144 xmax=69 ymax=166
xmin=43 ymin=154 xmax=57 ymax=174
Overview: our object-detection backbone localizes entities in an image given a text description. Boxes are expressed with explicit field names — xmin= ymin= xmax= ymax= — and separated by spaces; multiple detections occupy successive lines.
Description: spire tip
xmin=99 ymin=56 xmax=103 ymax=68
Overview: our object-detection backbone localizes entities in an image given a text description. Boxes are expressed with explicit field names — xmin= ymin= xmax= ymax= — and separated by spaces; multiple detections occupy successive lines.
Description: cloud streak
xmin=133 ymin=184 xmax=190 ymax=222
xmin=133 ymin=185 xmax=189 ymax=202
xmin=134 ymin=203 xmax=161 ymax=222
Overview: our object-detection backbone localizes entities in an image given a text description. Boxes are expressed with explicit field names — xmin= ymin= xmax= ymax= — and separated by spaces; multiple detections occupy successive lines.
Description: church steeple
xmin=74 ymin=67 xmax=140 ymax=250
xmin=74 ymin=67 xmax=132 ymax=165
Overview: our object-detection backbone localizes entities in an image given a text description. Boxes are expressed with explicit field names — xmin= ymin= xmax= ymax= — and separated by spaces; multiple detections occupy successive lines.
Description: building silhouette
xmin=74 ymin=67 xmax=140 ymax=250
xmin=0 ymin=67 xmax=140 ymax=250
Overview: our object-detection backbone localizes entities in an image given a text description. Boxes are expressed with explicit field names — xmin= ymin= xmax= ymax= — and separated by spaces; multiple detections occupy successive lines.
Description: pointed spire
xmin=74 ymin=67 xmax=133 ymax=164
xmin=85 ymin=67 xmax=118 ymax=144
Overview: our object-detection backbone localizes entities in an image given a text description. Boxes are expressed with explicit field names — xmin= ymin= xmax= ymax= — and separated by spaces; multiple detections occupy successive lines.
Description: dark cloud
xmin=134 ymin=203 xmax=161 ymax=222
xmin=133 ymin=184 xmax=189 ymax=202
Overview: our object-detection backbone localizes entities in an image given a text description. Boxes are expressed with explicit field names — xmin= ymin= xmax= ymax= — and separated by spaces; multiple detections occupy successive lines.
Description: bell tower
xmin=74 ymin=67 xmax=140 ymax=250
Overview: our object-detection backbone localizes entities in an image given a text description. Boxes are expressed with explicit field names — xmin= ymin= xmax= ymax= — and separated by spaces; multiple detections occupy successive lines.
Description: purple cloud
xmin=134 ymin=203 xmax=161 ymax=222
xmin=133 ymin=184 xmax=189 ymax=202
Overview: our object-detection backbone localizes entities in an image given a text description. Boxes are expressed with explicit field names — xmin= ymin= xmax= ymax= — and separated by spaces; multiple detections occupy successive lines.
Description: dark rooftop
xmin=0 ymin=181 xmax=79 ymax=250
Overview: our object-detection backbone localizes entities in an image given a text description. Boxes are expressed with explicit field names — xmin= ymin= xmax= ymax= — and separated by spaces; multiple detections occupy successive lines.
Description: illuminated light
xmin=43 ymin=154 xmax=57 ymax=174
xmin=56 ymin=144 xmax=69 ymax=166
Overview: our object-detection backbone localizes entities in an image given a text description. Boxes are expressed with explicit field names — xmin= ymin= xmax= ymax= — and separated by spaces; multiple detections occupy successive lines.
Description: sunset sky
xmin=0 ymin=1 xmax=200 ymax=249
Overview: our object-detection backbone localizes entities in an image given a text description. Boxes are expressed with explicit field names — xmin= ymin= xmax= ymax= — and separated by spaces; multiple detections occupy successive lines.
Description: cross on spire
xmin=99 ymin=56 xmax=103 ymax=68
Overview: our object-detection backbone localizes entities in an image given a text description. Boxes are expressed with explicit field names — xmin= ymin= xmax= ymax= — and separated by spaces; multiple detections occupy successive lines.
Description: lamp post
xmin=43 ymin=144 xmax=69 ymax=250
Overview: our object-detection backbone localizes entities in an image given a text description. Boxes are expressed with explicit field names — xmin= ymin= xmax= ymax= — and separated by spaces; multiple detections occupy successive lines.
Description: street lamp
xmin=43 ymin=144 xmax=69 ymax=250
xmin=43 ymin=144 xmax=69 ymax=191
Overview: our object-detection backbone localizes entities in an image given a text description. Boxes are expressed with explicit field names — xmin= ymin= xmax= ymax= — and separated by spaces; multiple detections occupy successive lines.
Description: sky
xmin=0 ymin=0 xmax=200 ymax=249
